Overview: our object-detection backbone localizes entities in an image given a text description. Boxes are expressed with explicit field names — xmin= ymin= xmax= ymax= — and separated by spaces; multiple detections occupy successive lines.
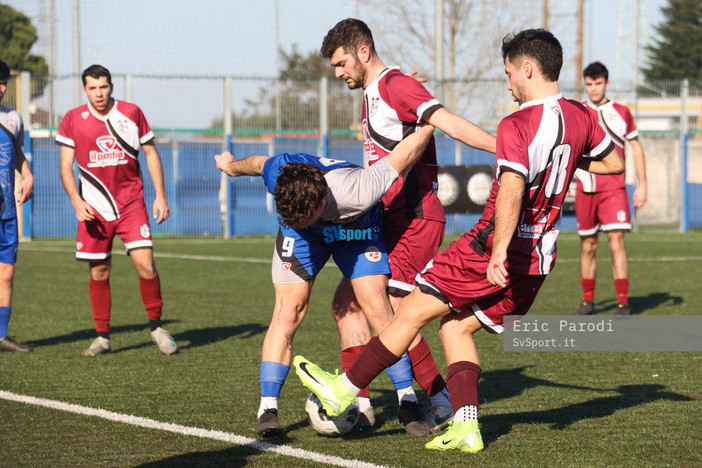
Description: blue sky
xmin=8 ymin=0 xmax=665 ymax=81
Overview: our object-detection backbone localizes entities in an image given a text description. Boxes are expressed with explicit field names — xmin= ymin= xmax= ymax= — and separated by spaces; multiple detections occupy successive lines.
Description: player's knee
xmin=0 ymin=264 xmax=14 ymax=285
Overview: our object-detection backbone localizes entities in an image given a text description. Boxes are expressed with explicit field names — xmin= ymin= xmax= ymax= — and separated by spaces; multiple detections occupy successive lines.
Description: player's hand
xmin=74 ymin=199 xmax=95 ymax=222
xmin=214 ymin=152 xmax=235 ymax=173
xmin=486 ymin=251 xmax=508 ymax=288
xmin=405 ymin=69 xmax=427 ymax=84
xmin=633 ymin=184 xmax=647 ymax=209
xmin=16 ymin=173 xmax=34 ymax=205
xmin=153 ymin=197 xmax=170 ymax=224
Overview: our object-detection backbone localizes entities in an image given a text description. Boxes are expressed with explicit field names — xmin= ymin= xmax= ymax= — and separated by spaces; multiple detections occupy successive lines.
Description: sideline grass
xmin=1 ymin=233 xmax=700 ymax=467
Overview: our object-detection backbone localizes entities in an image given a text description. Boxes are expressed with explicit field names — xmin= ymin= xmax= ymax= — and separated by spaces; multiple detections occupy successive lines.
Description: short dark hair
xmin=274 ymin=162 xmax=328 ymax=228
xmin=81 ymin=64 xmax=112 ymax=86
xmin=583 ymin=61 xmax=609 ymax=81
xmin=321 ymin=18 xmax=376 ymax=59
xmin=0 ymin=60 xmax=10 ymax=80
xmin=502 ymin=29 xmax=563 ymax=82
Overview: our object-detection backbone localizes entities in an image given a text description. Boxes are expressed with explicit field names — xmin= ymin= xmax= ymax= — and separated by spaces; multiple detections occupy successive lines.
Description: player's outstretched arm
xmin=426 ymin=107 xmax=497 ymax=154
xmin=579 ymin=147 xmax=624 ymax=175
xmin=143 ymin=142 xmax=170 ymax=224
xmin=59 ymin=145 xmax=95 ymax=222
xmin=214 ymin=152 xmax=270 ymax=177
xmin=382 ymin=124 xmax=436 ymax=175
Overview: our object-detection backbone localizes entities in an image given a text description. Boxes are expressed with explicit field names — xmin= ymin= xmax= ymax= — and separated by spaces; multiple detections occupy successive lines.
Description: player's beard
xmin=346 ymin=61 xmax=366 ymax=90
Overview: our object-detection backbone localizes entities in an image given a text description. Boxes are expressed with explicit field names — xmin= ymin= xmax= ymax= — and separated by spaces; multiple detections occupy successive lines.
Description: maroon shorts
xmin=416 ymin=234 xmax=546 ymax=333
xmin=76 ymin=200 xmax=153 ymax=261
xmin=383 ymin=216 xmax=445 ymax=297
xmin=575 ymin=188 xmax=631 ymax=236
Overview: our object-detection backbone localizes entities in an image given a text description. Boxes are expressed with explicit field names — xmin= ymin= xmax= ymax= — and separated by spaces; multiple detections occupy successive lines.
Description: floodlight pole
xmin=73 ymin=0 xmax=81 ymax=107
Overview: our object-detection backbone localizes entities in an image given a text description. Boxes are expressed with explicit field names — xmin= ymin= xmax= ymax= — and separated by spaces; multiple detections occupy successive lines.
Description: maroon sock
xmin=614 ymin=279 xmax=629 ymax=305
xmin=581 ymin=278 xmax=596 ymax=303
xmin=89 ymin=278 xmax=111 ymax=333
xmin=139 ymin=275 xmax=163 ymax=321
xmin=446 ymin=361 xmax=482 ymax=412
xmin=408 ymin=336 xmax=446 ymax=396
xmin=341 ymin=345 xmax=370 ymax=398
xmin=346 ymin=336 xmax=401 ymax=390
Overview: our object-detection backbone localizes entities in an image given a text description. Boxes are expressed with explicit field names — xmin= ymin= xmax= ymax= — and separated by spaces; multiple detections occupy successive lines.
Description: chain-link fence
xmin=9 ymin=71 xmax=702 ymax=238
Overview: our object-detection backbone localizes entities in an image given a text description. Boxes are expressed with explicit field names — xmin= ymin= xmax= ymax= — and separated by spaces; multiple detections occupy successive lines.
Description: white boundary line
xmin=0 ymin=390 xmax=391 ymax=468
xmin=18 ymin=245 xmax=702 ymax=264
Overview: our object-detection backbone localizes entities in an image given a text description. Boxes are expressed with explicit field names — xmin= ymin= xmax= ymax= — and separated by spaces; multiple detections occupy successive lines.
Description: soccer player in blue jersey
xmin=214 ymin=125 xmax=435 ymax=437
xmin=0 ymin=60 xmax=35 ymax=352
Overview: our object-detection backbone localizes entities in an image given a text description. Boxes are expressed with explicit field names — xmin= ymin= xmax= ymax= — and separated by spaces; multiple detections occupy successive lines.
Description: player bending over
xmin=215 ymin=125 xmax=436 ymax=438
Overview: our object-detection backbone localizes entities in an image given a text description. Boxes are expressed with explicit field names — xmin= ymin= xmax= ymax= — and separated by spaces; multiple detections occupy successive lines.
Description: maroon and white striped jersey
xmin=362 ymin=67 xmax=445 ymax=222
xmin=575 ymin=99 xmax=637 ymax=193
xmin=468 ymin=94 xmax=614 ymax=275
xmin=56 ymin=100 xmax=154 ymax=221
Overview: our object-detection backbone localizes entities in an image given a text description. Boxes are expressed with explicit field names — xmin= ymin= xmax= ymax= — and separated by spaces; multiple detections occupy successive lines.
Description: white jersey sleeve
xmin=322 ymin=159 xmax=399 ymax=223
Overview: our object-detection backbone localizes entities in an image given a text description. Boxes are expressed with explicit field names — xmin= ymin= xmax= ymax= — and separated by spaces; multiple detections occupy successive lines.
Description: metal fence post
xmin=679 ymin=79 xmax=689 ymax=233
xmin=20 ymin=71 xmax=33 ymax=240
xmin=223 ymin=76 xmax=234 ymax=238
xmin=319 ymin=76 xmax=329 ymax=158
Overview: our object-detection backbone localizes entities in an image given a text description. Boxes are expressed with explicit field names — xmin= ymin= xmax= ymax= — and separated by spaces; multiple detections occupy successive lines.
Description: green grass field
xmin=1 ymin=233 xmax=701 ymax=467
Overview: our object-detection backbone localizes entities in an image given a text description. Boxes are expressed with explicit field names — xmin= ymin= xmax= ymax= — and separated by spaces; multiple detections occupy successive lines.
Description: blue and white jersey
xmin=0 ymin=106 xmax=23 ymax=220
xmin=261 ymin=153 xmax=399 ymax=225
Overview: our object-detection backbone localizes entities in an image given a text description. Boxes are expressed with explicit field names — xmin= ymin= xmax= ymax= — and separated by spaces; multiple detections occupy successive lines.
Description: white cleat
xmin=150 ymin=327 xmax=178 ymax=355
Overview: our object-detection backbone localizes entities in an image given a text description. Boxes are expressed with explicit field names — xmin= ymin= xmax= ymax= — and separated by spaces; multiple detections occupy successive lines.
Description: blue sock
xmin=0 ymin=307 xmax=10 ymax=338
xmin=385 ymin=354 xmax=414 ymax=390
xmin=260 ymin=361 xmax=290 ymax=397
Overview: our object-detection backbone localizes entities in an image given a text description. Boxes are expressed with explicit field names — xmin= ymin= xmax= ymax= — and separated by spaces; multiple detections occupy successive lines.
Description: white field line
xmin=18 ymin=244 xmax=702 ymax=264
xmin=0 ymin=390 xmax=391 ymax=468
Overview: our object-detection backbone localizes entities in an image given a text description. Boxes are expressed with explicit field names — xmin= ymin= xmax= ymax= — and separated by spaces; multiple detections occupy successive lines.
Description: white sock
xmin=257 ymin=397 xmax=278 ymax=418
xmin=356 ymin=396 xmax=372 ymax=413
xmin=342 ymin=373 xmax=363 ymax=394
xmin=430 ymin=386 xmax=451 ymax=408
xmin=396 ymin=386 xmax=418 ymax=405
xmin=453 ymin=405 xmax=478 ymax=421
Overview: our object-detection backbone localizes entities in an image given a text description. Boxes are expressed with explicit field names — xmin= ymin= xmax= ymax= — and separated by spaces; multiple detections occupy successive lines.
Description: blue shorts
xmin=271 ymin=203 xmax=390 ymax=284
xmin=0 ymin=217 xmax=18 ymax=265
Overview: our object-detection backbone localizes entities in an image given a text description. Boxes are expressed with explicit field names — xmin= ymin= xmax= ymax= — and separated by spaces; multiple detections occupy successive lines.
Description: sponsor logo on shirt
xmin=322 ymin=225 xmax=380 ymax=243
xmin=517 ymin=212 xmax=559 ymax=239
xmin=88 ymin=136 xmax=128 ymax=168
xmin=362 ymin=119 xmax=378 ymax=162
xmin=370 ymin=97 xmax=380 ymax=117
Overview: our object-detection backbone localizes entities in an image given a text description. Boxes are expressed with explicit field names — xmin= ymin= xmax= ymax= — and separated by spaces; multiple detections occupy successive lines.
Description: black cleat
xmin=615 ymin=303 xmax=630 ymax=316
xmin=256 ymin=408 xmax=283 ymax=438
xmin=573 ymin=301 xmax=595 ymax=315
xmin=398 ymin=400 xmax=430 ymax=436
xmin=0 ymin=337 xmax=33 ymax=352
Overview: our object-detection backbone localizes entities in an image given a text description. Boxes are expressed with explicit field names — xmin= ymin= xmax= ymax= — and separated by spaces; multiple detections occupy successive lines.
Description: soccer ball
xmin=305 ymin=393 xmax=359 ymax=436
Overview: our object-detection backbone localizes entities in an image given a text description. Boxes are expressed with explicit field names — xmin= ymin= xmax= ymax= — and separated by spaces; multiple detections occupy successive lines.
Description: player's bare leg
xmin=607 ymin=230 xmax=630 ymax=315
xmin=258 ymin=281 xmax=313 ymax=437
xmin=130 ymin=248 xmax=176 ymax=354
xmin=333 ymin=278 xmax=374 ymax=427
xmin=575 ymin=235 xmax=598 ymax=315
xmin=389 ymin=292 xmax=453 ymax=431
xmin=348 ymin=275 xmax=430 ymax=435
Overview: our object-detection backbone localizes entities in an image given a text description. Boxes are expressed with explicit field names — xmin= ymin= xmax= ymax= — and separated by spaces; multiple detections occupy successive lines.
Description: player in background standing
xmin=57 ymin=65 xmax=177 ymax=356
xmin=214 ymin=125 xmax=435 ymax=437
xmin=0 ymin=60 xmax=34 ymax=352
xmin=320 ymin=18 xmax=497 ymax=434
xmin=294 ymin=29 xmax=623 ymax=454
xmin=573 ymin=61 xmax=647 ymax=316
